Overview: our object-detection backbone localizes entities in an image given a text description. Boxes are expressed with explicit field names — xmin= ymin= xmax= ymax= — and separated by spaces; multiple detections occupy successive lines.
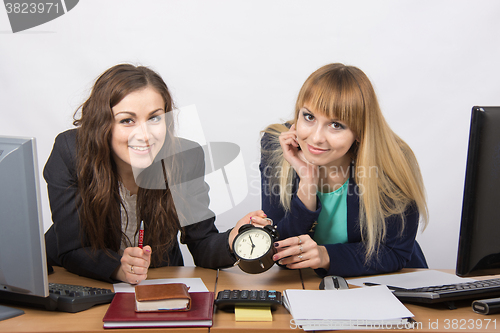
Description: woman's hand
xmin=279 ymin=124 xmax=308 ymax=174
xmin=279 ymin=123 xmax=301 ymax=165
xmin=113 ymin=245 xmax=152 ymax=284
xmin=279 ymin=124 xmax=319 ymax=184
xmin=229 ymin=210 xmax=271 ymax=251
xmin=272 ymin=234 xmax=330 ymax=270
xmin=279 ymin=124 xmax=319 ymax=210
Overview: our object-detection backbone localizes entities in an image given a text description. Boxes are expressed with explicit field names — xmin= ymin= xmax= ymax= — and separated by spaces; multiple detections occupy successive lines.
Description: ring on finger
xmin=298 ymin=254 xmax=303 ymax=260
xmin=130 ymin=265 xmax=135 ymax=274
xmin=299 ymin=245 xmax=303 ymax=254
xmin=297 ymin=236 xmax=302 ymax=244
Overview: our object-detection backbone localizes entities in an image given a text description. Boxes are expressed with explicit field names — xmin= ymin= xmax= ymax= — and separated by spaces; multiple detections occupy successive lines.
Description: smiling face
xmin=111 ymin=86 xmax=167 ymax=176
xmin=295 ymin=104 xmax=356 ymax=169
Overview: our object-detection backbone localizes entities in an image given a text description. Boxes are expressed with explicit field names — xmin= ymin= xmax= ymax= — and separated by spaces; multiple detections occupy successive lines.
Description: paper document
xmin=284 ymin=286 xmax=413 ymax=330
xmin=347 ymin=270 xmax=476 ymax=289
xmin=113 ymin=278 xmax=208 ymax=293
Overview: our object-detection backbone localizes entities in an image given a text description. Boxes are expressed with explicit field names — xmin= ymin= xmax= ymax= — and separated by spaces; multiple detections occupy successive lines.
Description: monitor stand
xmin=0 ymin=304 xmax=24 ymax=321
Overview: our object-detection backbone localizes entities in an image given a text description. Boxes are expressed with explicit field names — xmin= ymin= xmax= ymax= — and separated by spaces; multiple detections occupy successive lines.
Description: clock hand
xmin=249 ymin=236 xmax=255 ymax=255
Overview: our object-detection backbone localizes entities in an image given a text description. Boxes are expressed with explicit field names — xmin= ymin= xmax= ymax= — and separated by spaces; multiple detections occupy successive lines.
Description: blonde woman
xmin=260 ymin=63 xmax=428 ymax=277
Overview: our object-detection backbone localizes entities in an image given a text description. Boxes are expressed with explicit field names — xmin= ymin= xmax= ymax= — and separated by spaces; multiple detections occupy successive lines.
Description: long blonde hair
xmin=262 ymin=63 xmax=428 ymax=260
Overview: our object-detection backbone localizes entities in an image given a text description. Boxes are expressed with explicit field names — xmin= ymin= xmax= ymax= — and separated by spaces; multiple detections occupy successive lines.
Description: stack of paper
xmin=284 ymin=286 xmax=414 ymax=331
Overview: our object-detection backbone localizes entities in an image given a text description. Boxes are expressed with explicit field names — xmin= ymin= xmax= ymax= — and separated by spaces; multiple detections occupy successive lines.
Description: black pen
xmin=363 ymin=282 xmax=406 ymax=291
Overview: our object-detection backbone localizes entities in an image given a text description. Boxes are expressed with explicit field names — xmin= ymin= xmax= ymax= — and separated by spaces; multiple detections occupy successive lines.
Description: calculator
xmin=214 ymin=289 xmax=282 ymax=311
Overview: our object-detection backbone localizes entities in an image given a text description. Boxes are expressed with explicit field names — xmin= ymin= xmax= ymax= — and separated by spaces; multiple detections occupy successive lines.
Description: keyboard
xmin=0 ymin=282 xmax=115 ymax=313
xmin=215 ymin=289 xmax=282 ymax=311
xmin=392 ymin=278 xmax=500 ymax=304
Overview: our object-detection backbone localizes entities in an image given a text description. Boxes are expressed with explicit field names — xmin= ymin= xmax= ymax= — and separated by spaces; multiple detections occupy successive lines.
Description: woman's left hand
xmin=272 ymin=234 xmax=330 ymax=270
xmin=228 ymin=210 xmax=271 ymax=251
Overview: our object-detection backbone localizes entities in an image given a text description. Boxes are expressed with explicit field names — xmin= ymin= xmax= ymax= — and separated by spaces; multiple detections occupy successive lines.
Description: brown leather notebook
xmin=135 ymin=283 xmax=191 ymax=312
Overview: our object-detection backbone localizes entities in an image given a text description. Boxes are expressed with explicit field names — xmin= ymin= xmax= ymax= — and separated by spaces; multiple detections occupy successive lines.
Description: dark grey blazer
xmin=44 ymin=129 xmax=236 ymax=282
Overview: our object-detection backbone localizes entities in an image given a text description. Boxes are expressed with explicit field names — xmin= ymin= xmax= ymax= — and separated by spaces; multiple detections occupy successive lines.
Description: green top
xmin=313 ymin=179 xmax=349 ymax=245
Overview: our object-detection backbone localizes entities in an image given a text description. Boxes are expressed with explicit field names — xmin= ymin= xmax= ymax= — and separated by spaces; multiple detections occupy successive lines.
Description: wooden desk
xmin=0 ymin=266 xmax=216 ymax=333
xmin=2 ymin=266 xmax=500 ymax=332
xmin=300 ymin=268 xmax=500 ymax=333
xmin=211 ymin=265 xmax=302 ymax=332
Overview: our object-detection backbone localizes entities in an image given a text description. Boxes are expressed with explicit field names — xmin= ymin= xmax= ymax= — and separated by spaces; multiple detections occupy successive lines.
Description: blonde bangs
xmin=295 ymin=66 xmax=365 ymax=138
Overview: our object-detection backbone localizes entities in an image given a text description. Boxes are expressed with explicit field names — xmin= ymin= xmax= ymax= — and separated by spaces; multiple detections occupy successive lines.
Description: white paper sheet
xmin=113 ymin=278 xmax=208 ymax=293
xmin=346 ymin=270 xmax=476 ymax=289
xmin=284 ymin=286 xmax=413 ymax=322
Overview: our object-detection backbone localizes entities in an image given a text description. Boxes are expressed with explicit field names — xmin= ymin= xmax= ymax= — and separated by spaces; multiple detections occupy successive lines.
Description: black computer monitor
xmin=0 ymin=136 xmax=49 ymax=318
xmin=456 ymin=106 xmax=500 ymax=277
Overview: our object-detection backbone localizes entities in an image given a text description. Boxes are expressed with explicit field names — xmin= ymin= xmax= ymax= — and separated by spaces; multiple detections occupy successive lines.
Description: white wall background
xmin=1 ymin=0 xmax=499 ymax=269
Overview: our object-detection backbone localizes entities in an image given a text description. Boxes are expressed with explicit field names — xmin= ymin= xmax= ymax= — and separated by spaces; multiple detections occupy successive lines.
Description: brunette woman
xmin=44 ymin=64 xmax=267 ymax=283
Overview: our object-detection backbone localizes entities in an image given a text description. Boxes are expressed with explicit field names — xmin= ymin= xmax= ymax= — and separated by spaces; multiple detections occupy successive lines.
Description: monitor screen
xmin=456 ymin=106 xmax=500 ymax=277
xmin=0 ymin=136 xmax=48 ymax=300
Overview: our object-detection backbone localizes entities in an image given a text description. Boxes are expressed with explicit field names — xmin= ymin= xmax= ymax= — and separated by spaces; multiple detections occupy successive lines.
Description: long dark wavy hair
xmin=73 ymin=64 xmax=181 ymax=266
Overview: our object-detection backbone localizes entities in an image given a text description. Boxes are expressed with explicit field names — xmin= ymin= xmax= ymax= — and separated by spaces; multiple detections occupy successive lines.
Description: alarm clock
xmin=232 ymin=223 xmax=279 ymax=274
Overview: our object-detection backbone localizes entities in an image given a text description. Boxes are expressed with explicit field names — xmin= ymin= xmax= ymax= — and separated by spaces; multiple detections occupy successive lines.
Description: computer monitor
xmin=456 ymin=106 xmax=500 ymax=277
xmin=0 ymin=136 xmax=48 ymax=317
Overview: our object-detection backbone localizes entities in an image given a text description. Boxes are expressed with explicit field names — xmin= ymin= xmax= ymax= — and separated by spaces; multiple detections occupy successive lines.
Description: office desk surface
xmin=0 ymin=266 xmax=215 ymax=333
xmin=2 ymin=266 xmax=500 ymax=332
xmin=211 ymin=265 xmax=302 ymax=332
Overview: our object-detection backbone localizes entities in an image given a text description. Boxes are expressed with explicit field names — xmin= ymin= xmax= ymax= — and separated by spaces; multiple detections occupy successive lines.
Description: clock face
xmin=234 ymin=228 xmax=272 ymax=260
